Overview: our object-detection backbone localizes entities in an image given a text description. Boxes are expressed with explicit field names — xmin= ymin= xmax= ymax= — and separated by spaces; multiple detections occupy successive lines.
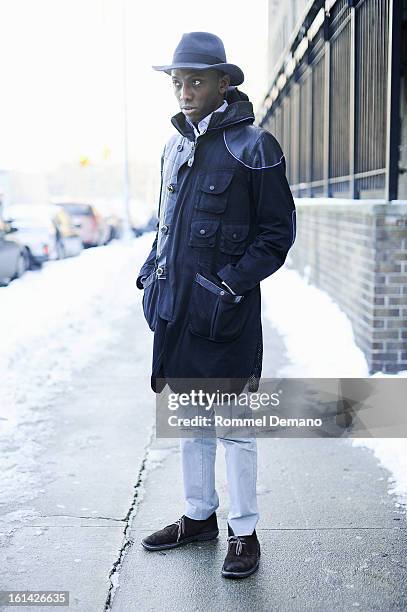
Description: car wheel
xmin=56 ymin=240 xmax=65 ymax=259
xmin=23 ymin=248 xmax=38 ymax=270
xmin=22 ymin=250 xmax=30 ymax=272
xmin=13 ymin=252 xmax=26 ymax=279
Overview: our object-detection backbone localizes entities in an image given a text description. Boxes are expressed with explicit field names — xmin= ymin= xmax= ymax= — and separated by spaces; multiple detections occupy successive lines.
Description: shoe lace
xmin=228 ymin=535 xmax=246 ymax=556
xmin=174 ymin=516 xmax=185 ymax=542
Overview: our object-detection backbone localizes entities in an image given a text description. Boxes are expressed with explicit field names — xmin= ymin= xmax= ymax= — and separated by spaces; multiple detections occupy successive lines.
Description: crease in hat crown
xmin=152 ymin=31 xmax=244 ymax=86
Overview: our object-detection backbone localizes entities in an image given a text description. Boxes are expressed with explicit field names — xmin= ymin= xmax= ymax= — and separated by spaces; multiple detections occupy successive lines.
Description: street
xmin=0 ymin=238 xmax=406 ymax=611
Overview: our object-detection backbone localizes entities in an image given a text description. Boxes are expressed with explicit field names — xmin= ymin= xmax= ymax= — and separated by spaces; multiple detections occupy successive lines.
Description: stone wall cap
xmin=294 ymin=198 xmax=407 ymax=214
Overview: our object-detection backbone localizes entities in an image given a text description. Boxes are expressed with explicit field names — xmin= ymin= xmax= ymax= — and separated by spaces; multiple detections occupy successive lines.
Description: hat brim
xmin=152 ymin=62 xmax=244 ymax=86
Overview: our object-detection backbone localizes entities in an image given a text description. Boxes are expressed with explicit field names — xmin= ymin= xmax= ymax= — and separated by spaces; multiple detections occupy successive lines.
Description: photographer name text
xmin=168 ymin=415 xmax=323 ymax=428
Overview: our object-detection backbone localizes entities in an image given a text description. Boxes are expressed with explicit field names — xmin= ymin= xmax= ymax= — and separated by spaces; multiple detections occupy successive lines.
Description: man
xmin=136 ymin=32 xmax=296 ymax=578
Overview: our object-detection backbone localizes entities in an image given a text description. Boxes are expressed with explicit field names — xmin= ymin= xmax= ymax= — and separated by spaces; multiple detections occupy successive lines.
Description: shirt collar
xmin=185 ymin=100 xmax=228 ymax=140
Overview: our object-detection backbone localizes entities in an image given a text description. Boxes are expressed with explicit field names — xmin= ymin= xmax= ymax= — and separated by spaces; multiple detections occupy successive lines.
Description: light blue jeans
xmin=179 ymin=396 xmax=259 ymax=536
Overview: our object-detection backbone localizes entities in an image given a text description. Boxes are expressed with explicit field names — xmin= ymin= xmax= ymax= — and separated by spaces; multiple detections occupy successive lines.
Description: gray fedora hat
xmin=152 ymin=31 xmax=244 ymax=86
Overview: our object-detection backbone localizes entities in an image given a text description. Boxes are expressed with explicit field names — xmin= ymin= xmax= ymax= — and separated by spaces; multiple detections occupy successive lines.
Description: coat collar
xmin=171 ymin=101 xmax=255 ymax=141
xmin=185 ymin=99 xmax=228 ymax=140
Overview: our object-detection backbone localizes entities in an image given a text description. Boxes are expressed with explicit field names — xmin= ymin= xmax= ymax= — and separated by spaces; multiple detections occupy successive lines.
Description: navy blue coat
xmin=137 ymin=99 xmax=296 ymax=394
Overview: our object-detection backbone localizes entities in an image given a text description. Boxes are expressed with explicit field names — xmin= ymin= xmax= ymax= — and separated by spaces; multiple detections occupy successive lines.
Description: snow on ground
xmin=0 ymin=233 xmax=154 ymax=508
xmin=262 ymin=263 xmax=407 ymax=507
xmin=352 ymin=439 xmax=407 ymax=506
xmin=261 ymin=265 xmax=369 ymax=377
xmin=1 ymin=234 xmax=154 ymax=427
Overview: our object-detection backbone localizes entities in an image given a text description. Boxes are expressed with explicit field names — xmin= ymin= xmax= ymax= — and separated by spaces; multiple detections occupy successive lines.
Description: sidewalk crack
xmin=103 ymin=429 xmax=155 ymax=612
xmin=40 ymin=514 xmax=125 ymax=523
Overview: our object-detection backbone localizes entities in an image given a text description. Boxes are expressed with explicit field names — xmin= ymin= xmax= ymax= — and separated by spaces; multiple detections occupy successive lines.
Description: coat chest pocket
xmin=189 ymin=219 xmax=220 ymax=248
xmin=220 ymin=223 xmax=250 ymax=256
xmin=141 ymin=270 xmax=159 ymax=332
xmin=195 ymin=171 xmax=234 ymax=214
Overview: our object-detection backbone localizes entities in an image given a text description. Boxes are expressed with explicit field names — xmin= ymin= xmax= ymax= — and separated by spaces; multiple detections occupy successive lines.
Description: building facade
xmin=261 ymin=0 xmax=407 ymax=373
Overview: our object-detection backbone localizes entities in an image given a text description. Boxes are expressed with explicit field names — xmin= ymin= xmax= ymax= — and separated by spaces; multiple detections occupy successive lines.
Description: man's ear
xmin=219 ymin=73 xmax=231 ymax=95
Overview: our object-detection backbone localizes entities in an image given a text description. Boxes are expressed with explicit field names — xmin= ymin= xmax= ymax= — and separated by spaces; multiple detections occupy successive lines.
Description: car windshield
xmin=58 ymin=204 xmax=92 ymax=216
xmin=6 ymin=206 xmax=51 ymax=219
xmin=12 ymin=218 xmax=50 ymax=229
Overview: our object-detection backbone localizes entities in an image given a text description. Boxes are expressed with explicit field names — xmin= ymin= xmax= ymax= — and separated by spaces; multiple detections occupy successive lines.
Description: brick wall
xmin=288 ymin=200 xmax=407 ymax=373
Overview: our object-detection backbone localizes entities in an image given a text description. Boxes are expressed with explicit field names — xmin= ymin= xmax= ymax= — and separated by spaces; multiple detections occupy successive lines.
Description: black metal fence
xmin=261 ymin=0 xmax=401 ymax=200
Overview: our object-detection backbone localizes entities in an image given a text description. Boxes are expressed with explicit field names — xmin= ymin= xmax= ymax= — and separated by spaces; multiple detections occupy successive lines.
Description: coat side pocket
xmin=142 ymin=271 xmax=159 ymax=331
xmin=188 ymin=272 xmax=250 ymax=342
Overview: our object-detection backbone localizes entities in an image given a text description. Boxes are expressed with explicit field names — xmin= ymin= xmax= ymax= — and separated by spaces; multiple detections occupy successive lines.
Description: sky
xmin=0 ymin=0 xmax=268 ymax=173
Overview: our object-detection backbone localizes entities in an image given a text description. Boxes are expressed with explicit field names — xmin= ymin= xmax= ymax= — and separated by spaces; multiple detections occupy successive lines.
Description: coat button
xmin=167 ymin=184 xmax=175 ymax=192
xmin=232 ymin=232 xmax=237 ymax=239
xmin=220 ymin=290 xmax=225 ymax=296
xmin=156 ymin=266 xmax=164 ymax=276
xmin=209 ymin=185 xmax=215 ymax=191
xmin=199 ymin=228 xmax=206 ymax=235
xmin=161 ymin=224 xmax=169 ymax=234
xmin=177 ymin=143 xmax=183 ymax=151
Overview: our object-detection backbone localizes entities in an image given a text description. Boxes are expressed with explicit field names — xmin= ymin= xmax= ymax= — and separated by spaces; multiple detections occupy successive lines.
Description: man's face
xmin=171 ymin=68 xmax=230 ymax=124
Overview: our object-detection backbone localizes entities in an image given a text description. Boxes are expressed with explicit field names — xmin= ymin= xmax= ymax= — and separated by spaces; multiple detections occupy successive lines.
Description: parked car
xmin=50 ymin=206 xmax=83 ymax=258
xmin=106 ymin=213 xmax=124 ymax=240
xmin=54 ymin=202 xmax=110 ymax=247
xmin=88 ymin=199 xmax=124 ymax=242
xmin=0 ymin=217 xmax=29 ymax=285
xmin=4 ymin=204 xmax=55 ymax=266
xmin=4 ymin=204 xmax=82 ymax=266
xmin=132 ymin=214 xmax=158 ymax=237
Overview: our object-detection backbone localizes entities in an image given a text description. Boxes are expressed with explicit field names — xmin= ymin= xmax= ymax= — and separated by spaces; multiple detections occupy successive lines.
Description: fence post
xmin=349 ymin=0 xmax=357 ymax=199
xmin=385 ymin=0 xmax=401 ymax=202
xmin=323 ymin=6 xmax=331 ymax=197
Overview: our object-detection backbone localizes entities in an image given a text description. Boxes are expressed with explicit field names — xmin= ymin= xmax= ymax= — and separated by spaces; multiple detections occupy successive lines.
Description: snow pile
xmin=0 ymin=234 xmax=154 ymax=508
xmin=352 ymin=439 xmax=407 ymax=506
xmin=262 ymin=263 xmax=407 ymax=508
xmin=1 ymin=235 xmax=154 ymax=424
xmin=261 ymin=265 xmax=369 ymax=377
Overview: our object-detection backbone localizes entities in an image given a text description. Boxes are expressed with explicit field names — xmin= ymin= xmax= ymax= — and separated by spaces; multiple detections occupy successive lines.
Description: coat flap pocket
xmin=191 ymin=219 xmax=220 ymax=239
xmin=199 ymin=172 xmax=234 ymax=194
xmin=189 ymin=219 xmax=220 ymax=248
xmin=221 ymin=223 xmax=250 ymax=242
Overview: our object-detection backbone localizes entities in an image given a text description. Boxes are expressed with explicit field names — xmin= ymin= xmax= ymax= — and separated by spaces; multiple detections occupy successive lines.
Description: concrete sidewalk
xmin=0 ymin=307 xmax=155 ymax=612
xmin=111 ymin=437 xmax=407 ymax=611
xmin=1 ymin=311 xmax=406 ymax=611
xmin=110 ymin=317 xmax=407 ymax=612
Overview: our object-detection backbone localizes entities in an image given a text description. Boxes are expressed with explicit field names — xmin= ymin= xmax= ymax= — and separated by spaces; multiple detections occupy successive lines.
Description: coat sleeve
xmin=136 ymin=148 xmax=165 ymax=290
xmin=216 ymin=131 xmax=296 ymax=295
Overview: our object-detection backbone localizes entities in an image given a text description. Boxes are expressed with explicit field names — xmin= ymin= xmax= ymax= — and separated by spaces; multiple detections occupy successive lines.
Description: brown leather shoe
xmin=221 ymin=524 xmax=260 ymax=578
xmin=141 ymin=513 xmax=219 ymax=551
